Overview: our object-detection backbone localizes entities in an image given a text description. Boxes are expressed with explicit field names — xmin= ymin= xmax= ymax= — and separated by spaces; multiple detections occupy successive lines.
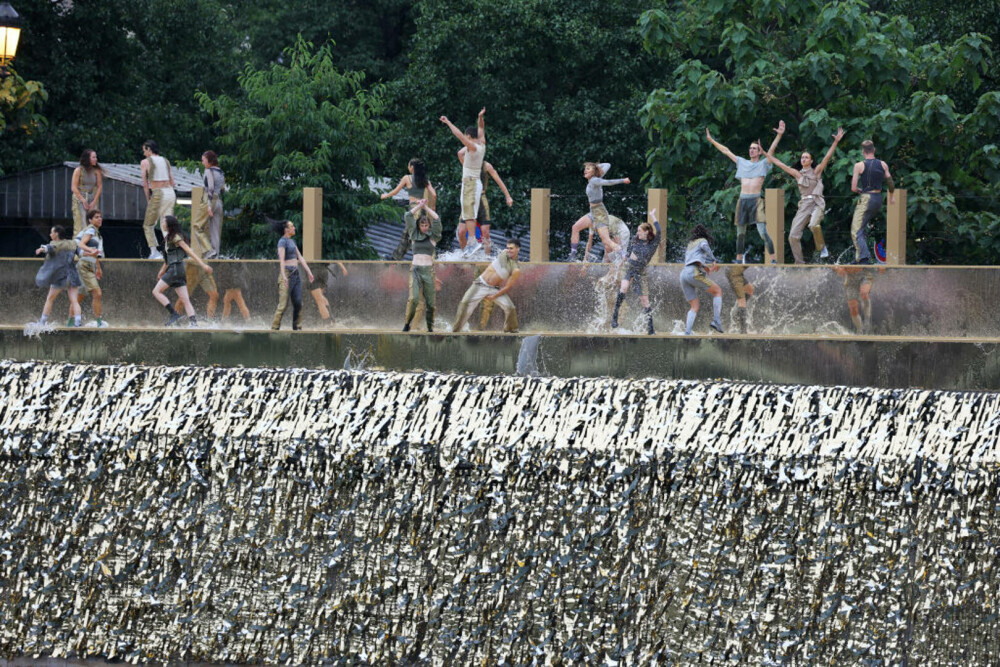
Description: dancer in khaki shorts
xmin=440 ymin=108 xmax=486 ymax=256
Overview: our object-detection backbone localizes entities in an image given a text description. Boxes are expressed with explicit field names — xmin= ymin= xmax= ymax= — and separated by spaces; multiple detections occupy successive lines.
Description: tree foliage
xmin=0 ymin=69 xmax=46 ymax=142
xmin=196 ymin=36 xmax=391 ymax=259
xmin=386 ymin=0 xmax=668 ymax=256
xmin=639 ymin=0 xmax=1000 ymax=263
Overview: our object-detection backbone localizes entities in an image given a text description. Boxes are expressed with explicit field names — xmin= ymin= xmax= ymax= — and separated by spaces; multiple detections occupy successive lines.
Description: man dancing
xmin=706 ymin=121 xmax=785 ymax=263
xmin=850 ymin=140 xmax=895 ymax=264
xmin=453 ymin=239 xmax=521 ymax=333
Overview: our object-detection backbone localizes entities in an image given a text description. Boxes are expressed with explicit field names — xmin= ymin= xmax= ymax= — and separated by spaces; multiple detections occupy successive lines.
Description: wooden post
xmin=886 ymin=188 xmax=907 ymax=265
xmin=530 ymin=188 xmax=550 ymax=263
xmin=302 ymin=187 xmax=322 ymax=261
xmin=647 ymin=188 xmax=668 ymax=263
xmin=765 ymin=188 xmax=785 ymax=264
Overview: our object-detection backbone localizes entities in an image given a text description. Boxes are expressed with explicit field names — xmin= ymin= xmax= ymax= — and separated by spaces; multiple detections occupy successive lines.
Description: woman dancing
xmin=70 ymin=149 xmax=103 ymax=234
xmin=679 ymin=224 xmax=724 ymax=335
xmin=34 ymin=225 xmax=82 ymax=327
xmin=611 ymin=209 xmax=662 ymax=335
xmin=271 ymin=219 xmax=315 ymax=331
xmin=153 ymin=215 xmax=212 ymax=327
xmin=382 ymin=158 xmax=437 ymax=261
xmin=440 ymin=108 xmax=486 ymax=254
xmin=402 ymin=200 xmax=442 ymax=332
xmin=764 ymin=127 xmax=845 ymax=263
xmin=568 ymin=162 xmax=630 ymax=261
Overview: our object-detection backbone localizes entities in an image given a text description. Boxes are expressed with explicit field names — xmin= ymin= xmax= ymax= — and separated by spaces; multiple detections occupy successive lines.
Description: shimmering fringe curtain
xmin=1 ymin=361 xmax=998 ymax=663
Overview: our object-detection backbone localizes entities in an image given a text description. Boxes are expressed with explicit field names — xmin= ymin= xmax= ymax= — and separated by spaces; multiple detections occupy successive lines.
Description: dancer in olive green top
xmin=153 ymin=216 xmax=213 ymax=327
xmin=71 ymin=149 xmax=103 ymax=235
xmin=382 ymin=158 xmax=438 ymax=261
xmin=403 ymin=199 xmax=442 ymax=332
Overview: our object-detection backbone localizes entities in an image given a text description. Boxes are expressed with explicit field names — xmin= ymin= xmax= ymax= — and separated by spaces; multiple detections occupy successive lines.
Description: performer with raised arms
xmin=440 ymin=108 xmax=486 ymax=255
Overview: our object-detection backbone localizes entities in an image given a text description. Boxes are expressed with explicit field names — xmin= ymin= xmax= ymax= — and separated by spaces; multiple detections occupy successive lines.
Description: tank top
xmin=858 ymin=158 xmax=885 ymax=193
xmin=490 ymin=252 xmax=516 ymax=281
xmin=149 ymin=155 xmax=171 ymax=181
xmin=78 ymin=167 xmax=98 ymax=195
xmin=165 ymin=234 xmax=186 ymax=266
xmin=405 ymin=177 xmax=428 ymax=200
xmin=462 ymin=143 xmax=486 ymax=179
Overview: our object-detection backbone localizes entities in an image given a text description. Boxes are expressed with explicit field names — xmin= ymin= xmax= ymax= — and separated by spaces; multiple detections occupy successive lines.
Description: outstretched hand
xmin=649 ymin=208 xmax=657 ymax=220
xmin=705 ymin=128 xmax=713 ymax=142
xmin=623 ymin=177 xmax=631 ymax=185
xmin=439 ymin=116 xmax=450 ymax=125
xmin=773 ymin=120 xmax=786 ymax=135
xmin=478 ymin=107 xmax=486 ymax=118
xmin=833 ymin=127 xmax=845 ymax=142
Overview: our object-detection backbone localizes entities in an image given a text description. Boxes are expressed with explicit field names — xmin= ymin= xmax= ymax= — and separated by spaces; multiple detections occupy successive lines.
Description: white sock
xmin=685 ymin=309 xmax=697 ymax=334
xmin=713 ymin=296 xmax=722 ymax=322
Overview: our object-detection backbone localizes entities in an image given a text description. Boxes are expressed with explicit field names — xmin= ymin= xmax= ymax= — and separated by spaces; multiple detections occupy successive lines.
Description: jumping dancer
xmin=706 ymin=121 xmax=785 ymax=263
xmin=70 ymin=149 xmax=102 ymax=234
xmin=765 ymin=127 xmax=844 ymax=263
xmin=679 ymin=224 xmax=723 ymax=335
xmin=440 ymin=108 xmax=486 ymax=255
xmin=382 ymin=158 xmax=437 ymax=261
xmin=271 ymin=219 xmax=315 ymax=331
xmin=75 ymin=208 xmax=105 ymax=327
xmin=153 ymin=216 xmax=212 ymax=327
xmin=140 ymin=140 xmax=176 ymax=260
xmin=403 ymin=200 xmax=443 ymax=332
xmin=611 ymin=209 xmax=662 ymax=335
xmin=453 ymin=238 xmax=521 ymax=333
xmin=34 ymin=225 xmax=82 ymax=327
xmin=583 ymin=213 xmax=631 ymax=264
xmin=568 ymin=163 xmax=630 ymax=261
xmin=457 ymin=149 xmax=514 ymax=256
xmin=850 ymin=140 xmax=895 ymax=264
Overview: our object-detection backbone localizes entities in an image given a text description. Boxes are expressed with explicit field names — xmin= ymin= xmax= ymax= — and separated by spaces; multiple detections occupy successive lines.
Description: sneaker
xmin=66 ymin=318 xmax=76 ymax=327
xmin=819 ymin=246 xmax=830 ymax=259
xmin=710 ymin=319 xmax=724 ymax=334
xmin=647 ymin=321 xmax=655 ymax=335
xmin=148 ymin=248 xmax=163 ymax=260
xmin=164 ymin=312 xmax=183 ymax=327
xmin=611 ymin=316 xmax=619 ymax=329
xmin=466 ymin=242 xmax=482 ymax=256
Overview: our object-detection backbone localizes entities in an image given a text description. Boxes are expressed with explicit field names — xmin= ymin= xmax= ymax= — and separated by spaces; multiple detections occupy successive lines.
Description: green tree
xmin=196 ymin=36 xmax=391 ymax=259
xmin=0 ymin=70 xmax=46 ymax=150
xmin=387 ymin=0 xmax=669 ymax=257
xmin=639 ymin=0 xmax=1000 ymax=264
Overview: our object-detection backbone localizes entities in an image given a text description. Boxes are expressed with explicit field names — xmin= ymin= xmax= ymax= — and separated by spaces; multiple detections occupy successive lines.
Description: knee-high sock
xmin=861 ymin=298 xmax=872 ymax=323
xmin=713 ymin=296 xmax=722 ymax=323
xmin=686 ymin=309 xmax=697 ymax=334
xmin=612 ymin=291 xmax=625 ymax=319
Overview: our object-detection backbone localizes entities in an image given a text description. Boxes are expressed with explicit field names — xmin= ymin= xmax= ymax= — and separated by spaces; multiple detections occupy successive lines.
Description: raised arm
xmin=426 ymin=182 xmax=438 ymax=210
xmin=440 ymin=116 xmax=477 ymax=153
xmin=484 ymin=163 xmax=513 ymax=206
xmin=380 ymin=175 xmax=409 ymax=200
xmin=705 ymin=129 xmax=738 ymax=163
xmin=765 ymin=120 xmax=786 ymax=156
xmin=478 ymin=107 xmax=486 ymax=144
xmin=649 ymin=208 xmax=663 ymax=246
xmin=589 ymin=176 xmax=631 ymax=188
xmin=763 ymin=151 xmax=801 ymax=180
xmin=814 ymin=127 xmax=845 ymax=178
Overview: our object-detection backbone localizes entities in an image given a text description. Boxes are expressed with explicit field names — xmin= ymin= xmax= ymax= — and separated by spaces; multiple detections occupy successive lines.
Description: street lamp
xmin=0 ymin=3 xmax=21 ymax=68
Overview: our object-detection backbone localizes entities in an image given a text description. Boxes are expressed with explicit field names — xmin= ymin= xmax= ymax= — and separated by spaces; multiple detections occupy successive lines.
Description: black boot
xmin=611 ymin=292 xmax=625 ymax=329
xmin=425 ymin=307 xmax=435 ymax=333
xmin=164 ymin=304 xmax=182 ymax=327
xmin=644 ymin=306 xmax=654 ymax=335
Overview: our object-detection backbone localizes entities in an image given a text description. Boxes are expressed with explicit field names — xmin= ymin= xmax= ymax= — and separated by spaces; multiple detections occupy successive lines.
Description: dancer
xmin=75 ymin=209 xmax=106 ymax=327
xmin=308 ymin=262 xmax=348 ymax=327
xmin=440 ymin=108 xmax=486 ymax=255
xmin=175 ymin=262 xmax=219 ymax=321
xmin=850 ymin=140 xmax=895 ymax=264
xmin=706 ymin=121 xmax=785 ymax=262
xmin=583 ymin=214 xmax=631 ymax=264
xmin=568 ymin=163 xmax=631 ymax=261
xmin=834 ymin=265 xmax=880 ymax=334
xmin=726 ymin=264 xmax=755 ymax=333
xmin=765 ymin=127 xmax=844 ymax=263
xmin=457 ymin=149 xmax=514 ymax=256
xmin=453 ymin=238 xmax=521 ymax=333
xmin=70 ymin=149 xmax=102 ymax=234
xmin=271 ymin=219 xmax=315 ymax=331
xmin=382 ymin=158 xmax=437 ymax=261
xmin=611 ymin=209 xmax=662 ymax=335
xmin=153 ymin=216 xmax=212 ymax=327
xmin=220 ymin=261 xmax=252 ymax=322
xmin=679 ymin=224 xmax=723 ymax=335
xmin=140 ymin=140 xmax=176 ymax=260
xmin=191 ymin=150 xmax=226 ymax=259
xmin=403 ymin=200 xmax=442 ymax=332
xmin=34 ymin=225 xmax=82 ymax=327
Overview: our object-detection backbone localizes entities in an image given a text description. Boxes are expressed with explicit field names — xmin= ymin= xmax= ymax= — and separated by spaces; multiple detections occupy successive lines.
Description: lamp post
xmin=0 ymin=2 xmax=21 ymax=70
